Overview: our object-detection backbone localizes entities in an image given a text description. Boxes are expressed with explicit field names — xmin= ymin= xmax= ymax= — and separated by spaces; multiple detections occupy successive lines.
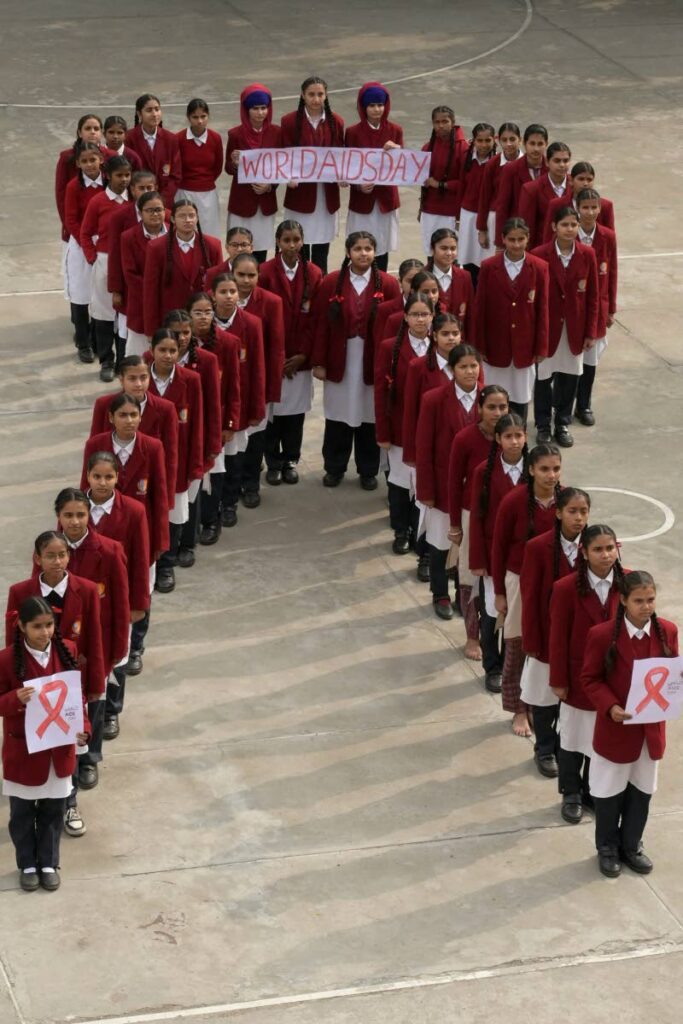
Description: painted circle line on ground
xmin=587 ymin=487 xmax=675 ymax=543
xmin=0 ymin=1 xmax=534 ymax=109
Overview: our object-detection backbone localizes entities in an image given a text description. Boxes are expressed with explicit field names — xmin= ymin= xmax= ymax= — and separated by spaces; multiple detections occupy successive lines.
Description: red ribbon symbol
xmin=35 ymin=680 xmax=70 ymax=739
xmin=636 ymin=666 xmax=670 ymax=715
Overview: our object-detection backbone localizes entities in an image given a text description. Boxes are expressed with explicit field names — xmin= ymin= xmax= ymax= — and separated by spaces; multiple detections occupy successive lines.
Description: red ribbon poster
xmin=624 ymin=656 xmax=683 ymax=725
xmin=24 ymin=670 xmax=84 ymax=754
xmin=238 ymin=147 xmax=431 ymax=186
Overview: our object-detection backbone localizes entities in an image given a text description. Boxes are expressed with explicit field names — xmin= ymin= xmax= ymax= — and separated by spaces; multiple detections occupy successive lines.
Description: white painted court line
xmin=0 ymin=953 xmax=25 ymax=1024
xmin=587 ymin=487 xmax=675 ymax=543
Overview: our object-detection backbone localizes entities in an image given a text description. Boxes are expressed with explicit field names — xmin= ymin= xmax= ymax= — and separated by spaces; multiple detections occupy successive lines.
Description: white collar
xmin=151 ymin=364 xmax=175 ymax=388
xmin=112 ymin=433 xmax=136 ymax=455
xmin=142 ymin=128 xmax=157 ymax=142
xmin=143 ymin=223 xmax=167 ymax=240
xmin=588 ymin=568 xmax=613 ymax=591
xmin=549 ymin=175 xmax=568 ymax=196
xmin=305 ymin=109 xmax=325 ymax=128
xmin=435 ymin=352 xmax=453 ymax=377
xmin=625 ymin=617 xmax=652 ymax=640
xmin=408 ymin=332 xmax=429 ymax=355
xmin=501 ymin=456 xmax=523 ymax=479
xmin=433 ymin=265 xmax=452 ymax=284
xmin=179 ymin=351 xmax=189 ymax=366
xmin=177 ymin=234 xmax=195 ymax=252
xmin=84 ymin=174 xmax=103 ymax=189
xmin=67 ymin=530 xmax=89 ymax=550
xmin=39 ymin=573 xmax=69 ymax=598
xmin=560 ymin=533 xmax=579 ymax=565
xmin=555 ymin=241 xmax=575 ymax=265
xmin=25 ymin=641 xmax=51 ymax=668
xmin=216 ymin=311 xmax=236 ymax=329
xmin=89 ymin=492 xmax=115 ymax=515
xmin=366 ymin=120 xmax=382 ymax=131
xmin=455 ymin=382 xmax=476 ymax=406
xmin=503 ymin=252 xmax=525 ymax=277
xmin=578 ymin=224 xmax=596 ymax=244
xmin=186 ymin=127 xmax=208 ymax=144
xmin=280 ymin=255 xmax=298 ymax=279
xmin=139 ymin=396 xmax=148 ymax=416
xmin=349 ymin=268 xmax=371 ymax=283
xmin=500 ymin=149 xmax=523 ymax=167
xmin=106 ymin=186 xmax=128 ymax=204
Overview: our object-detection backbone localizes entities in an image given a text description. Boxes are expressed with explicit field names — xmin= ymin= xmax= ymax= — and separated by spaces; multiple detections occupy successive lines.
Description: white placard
xmin=624 ymin=656 xmax=683 ymax=725
xmin=238 ymin=147 xmax=431 ymax=186
xmin=24 ymin=670 xmax=84 ymax=754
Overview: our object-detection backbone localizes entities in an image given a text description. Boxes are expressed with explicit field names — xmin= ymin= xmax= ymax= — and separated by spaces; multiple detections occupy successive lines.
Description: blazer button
xmin=511 ymin=301 xmax=516 ymax=307
xmin=511 ymin=323 xmax=516 ymax=328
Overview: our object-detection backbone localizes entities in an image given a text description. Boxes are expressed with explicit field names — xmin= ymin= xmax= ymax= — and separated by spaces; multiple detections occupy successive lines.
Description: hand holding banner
xmin=624 ymin=656 xmax=683 ymax=725
xmin=238 ymin=147 xmax=431 ymax=187
xmin=24 ymin=670 xmax=84 ymax=754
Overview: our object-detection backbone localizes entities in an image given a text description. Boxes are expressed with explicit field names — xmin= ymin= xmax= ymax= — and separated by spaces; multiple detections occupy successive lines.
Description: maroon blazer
xmin=374 ymin=334 xmax=422 ymax=448
xmin=64 ymin=176 xmax=105 ymax=240
xmin=420 ymin=129 xmax=468 ymax=216
xmin=176 ymin=128 xmax=224 ymax=192
xmin=434 ymin=267 xmax=475 ymax=343
xmin=279 ymin=109 xmax=345 ymax=215
xmin=374 ymin=296 xmax=404 ymax=350
xmin=476 ymin=152 xmax=511 ymax=231
xmin=494 ymin=156 xmax=547 ymax=247
xmin=447 ymin=423 xmax=491 ymax=527
xmin=182 ymin=347 xmax=222 ymax=470
xmin=583 ymin=223 xmax=617 ymax=337
xmin=581 ymin=618 xmax=678 ymax=762
xmin=90 ymin=490 xmax=151 ymax=609
xmin=202 ymin=327 xmax=242 ymax=433
xmin=234 ymin=286 xmax=285 ymax=404
xmin=491 ymin=486 xmax=557 ymax=595
xmin=144 ymin=363 xmax=204 ymax=491
xmin=518 ymin=174 xmax=571 ymax=248
xmin=0 ymin=640 xmax=90 ymax=786
xmin=468 ymin=456 xmax=517 ymax=575
xmin=108 ymin=203 xmax=139 ymax=300
xmin=124 ymin=125 xmax=182 ymax=205
xmin=415 ymin=382 xmax=482 ymax=512
xmin=55 ymin=145 xmax=114 ymax=240
xmin=474 ymin=252 xmax=549 ymax=367
xmin=520 ymin=529 xmax=575 ymax=664
xmin=542 ymin=195 xmax=615 ymax=242
xmin=401 ymin=354 xmax=451 ymax=465
xmin=120 ymin=222 xmax=155 ymax=333
xmin=225 ymin=123 xmax=281 ymax=217
xmin=259 ymin=256 xmax=323 ymax=365
xmin=531 ymin=241 xmax=599 ymax=354
xmin=224 ymin=309 xmax=266 ymax=429
xmin=143 ymin=232 xmax=223 ymax=336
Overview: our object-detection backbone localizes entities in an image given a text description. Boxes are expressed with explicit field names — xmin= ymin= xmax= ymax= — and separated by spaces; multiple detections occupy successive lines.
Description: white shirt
xmin=625 ymin=617 xmax=652 ymax=640
xmin=504 ymin=253 xmax=525 ymax=280
xmin=105 ymin=187 xmax=128 ymax=204
xmin=349 ymin=269 xmax=370 ymax=296
xmin=216 ymin=312 xmax=236 ymax=331
xmin=39 ymin=573 xmax=68 ymax=600
xmin=84 ymin=173 xmax=104 ymax=189
xmin=177 ymin=235 xmax=195 ymax=254
xmin=142 ymin=128 xmax=157 ymax=149
xmin=501 ymin=455 xmax=524 ymax=484
xmin=528 ymin=164 xmax=541 ymax=180
xmin=143 ymin=224 xmax=167 ymax=241
xmin=89 ymin=492 xmax=115 ymax=525
xmin=305 ymin=109 xmax=325 ymax=130
xmin=408 ymin=332 xmax=428 ymax=358
xmin=500 ymin=149 xmax=523 ymax=167
xmin=433 ymin=266 xmax=452 ymax=291
xmin=237 ymin=293 xmax=251 ymax=309
xmin=139 ymin=396 xmax=148 ymax=417
xmin=113 ymin=433 xmax=136 ymax=465
xmin=151 ymin=364 xmax=175 ymax=396
xmin=588 ymin=568 xmax=613 ymax=606
xmin=578 ymin=225 xmax=596 ymax=246
xmin=555 ymin=241 xmax=575 ymax=268
xmin=178 ymin=351 xmax=189 ymax=366
xmin=435 ymin=352 xmax=453 ymax=379
xmin=24 ymin=641 xmax=51 ymax=669
xmin=455 ymin=383 xmax=476 ymax=412
xmin=560 ymin=534 xmax=579 ymax=567
xmin=67 ymin=531 xmax=89 ymax=550
xmin=550 ymin=176 xmax=568 ymax=198
xmin=280 ymin=256 xmax=298 ymax=281
xmin=186 ymin=127 xmax=208 ymax=146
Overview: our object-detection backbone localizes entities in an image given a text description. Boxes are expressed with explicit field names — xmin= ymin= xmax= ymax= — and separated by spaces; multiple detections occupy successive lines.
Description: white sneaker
xmin=64 ymin=805 xmax=86 ymax=837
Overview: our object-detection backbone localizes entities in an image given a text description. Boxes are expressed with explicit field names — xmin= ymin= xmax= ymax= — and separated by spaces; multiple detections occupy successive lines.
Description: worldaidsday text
xmin=238 ymin=147 xmax=431 ymax=186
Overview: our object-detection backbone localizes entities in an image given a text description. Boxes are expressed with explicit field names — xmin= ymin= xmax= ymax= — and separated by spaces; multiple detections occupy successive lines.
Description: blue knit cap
xmin=244 ymin=90 xmax=270 ymax=109
xmin=361 ymin=86 xmax=388 ymax=107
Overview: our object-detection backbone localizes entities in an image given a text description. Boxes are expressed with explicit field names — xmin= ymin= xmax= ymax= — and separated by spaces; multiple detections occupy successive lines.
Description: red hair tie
xmin=385 ymin=374 xmax=394 ymax=386
xmin=330 ymin=294 xmax=344 ymax=304
xmin=373 ymin=291 xmax=385 ymax=301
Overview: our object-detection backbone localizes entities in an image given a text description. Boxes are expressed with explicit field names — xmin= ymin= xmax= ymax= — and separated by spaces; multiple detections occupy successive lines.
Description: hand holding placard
xmin=624 ymin=656 xmax=683 ymax=725
xmin=23 ymin=670 xmax=84 ymax=754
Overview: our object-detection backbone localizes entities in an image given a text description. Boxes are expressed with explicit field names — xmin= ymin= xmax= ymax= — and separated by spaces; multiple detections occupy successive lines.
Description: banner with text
xmin=238 ymin=147 xmax=431 ymax=187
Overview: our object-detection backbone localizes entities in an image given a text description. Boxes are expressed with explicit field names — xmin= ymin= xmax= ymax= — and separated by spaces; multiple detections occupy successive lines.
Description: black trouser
xmin=180 ymin=491 xmax=201 ymax=550
xmin=594 ymin=783 xmax=651 ymax=854
xmin=508 ymin=400 xmax=528 ymax=425
xmin=479 ymin=577 xmax=504 ymax=674
xmin=532 ymin=702 xmax=559 ymax=757
xmin=242 ymin=430 xmax=266 ymax=493
xmin=559 ymin=748 xmax=591 ymax=797
xmin=202 ymin=471 xmax=224 ymax=527
xmin=71 ymin=303 xmax=91 ymax=351
xmin=575 ymin=364 xmax=596 ymax=411
xmin=265 ymin=413 xmax=305 ymax=469
xmin=302 ymin=243 xmax=330 ymax=274
xmin=93 ymin=318 xmax=115 ymax=367
xmin=322 ymin=419 xmax=379 ymax=478
xmin=387 ymin=482 xmax=419 ymax=536
xmin=130 ymin=609 xmax=150 ymax=655
xmin=78 ymin=699 xmax=105 ymax=766
xmin=105 ymin=666 xmax=127 ymax=717
xmin=429 ymin=546 xmax=449 ymax=600
xmin=375 ymin=253 xmax=389 ymax=272
xmin=114 ymin=330 xmax=126 ymax=371
xmin=534 ymin=372 xmax=579 ymax=429
xmin=9 ymin=796 xmax=65 ymax=869
xmin=157 ymin=522 xmax=182 ymax=572
xmin=222 ymin=453 xmax=244 ymax=508
xmin=252 ymin=249 xmax=268 ymax=265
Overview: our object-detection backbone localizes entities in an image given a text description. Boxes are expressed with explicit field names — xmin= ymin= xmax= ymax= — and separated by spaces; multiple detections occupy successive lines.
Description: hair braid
xmin=300 ymin=247 xmax=311 ymax=309
xmin=328 ymin=256 xmax=350 ymax=323
xmin=386 ymin=320 xmax=407 ymax=416
xmin=367 ymin=259 xmax=383 ymax=346
xmin=525 ymin=471 xmax=537 ymax=540
xmin=196 ymin=222 xmax=210 ymax=275
xmin=52 ymin=626 xmax=78 ymax=671
xmin=294 ymin=96 xmax=305 ymax=147
xmin=604 ymin=603 xmax=625 ymax=674
xmin=651 ymin=613 xmax=672 ymax=657
xmin=418 ymin=129 xmax=437 ymax=218
xmin=576 ymin=548 xmax=591 ymax=597
xmin=463 ymin=137 xmax=476 ymax=174
xmin=477 ymin=438 xmax=499 ymax=518
xmin=552 ymin=517 xmax=563 ymax=581
xmin=443 ymin=126 xmax=456 ymax=184
xmin=13 ymin=626 xmax=25 ymax=681
xmin=323 ymin=97 xmax=338 ymax=146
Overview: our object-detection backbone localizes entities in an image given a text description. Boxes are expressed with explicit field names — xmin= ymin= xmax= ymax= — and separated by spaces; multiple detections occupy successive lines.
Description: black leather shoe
xmin=561 ymin=794 xmax=583 ymax=824
xmin=99 ymin=364 xmax=115 ymax=383
xmin=575 ymin=408 xmax=595 ymax=426
xmin=20 ymin=870 xmax=40 ymax=892
xmin=554 ymin=426 xmax=574 ymax=448
xmin=199 ymin=523 xmax=220 ymax=545
xmin=434 ymin=597 xmax=454 ymax=620
xmin=323 ymin=472 xmax=343 ymax=487
xmin=282 ymin=463 xmax=299 ymax=484
xmin=620 ymin=845 xmax=653 ymax=874
xmin=416 ymin=555 xmax=430 ymax=582
xmin=265 ymin=468 xmax=282 ymax=486
xmin=125 ymin=650 xmax=143 ymax=675
xmin=103 ymin=715 xmax=120 ymax=741
xmin=535 ymin=753 xmax=559 ymax=778
xmin=536 ymin=427 xmax=552 ymax=444
xmin=392 ymin=532 xmax=410 ymax=555
xmin=221 ymin=505 xmax=238 ymax=527
xmin=39 ymin=870 xmax=61 ymax=892
xmin=155 ymin=567 xmax=175 ymax=593
xmin=484 ymin=672 xmax=502 ymax=694
xmin=598 ymin=847 xmax=621 ymax=878
xmin=360 ymin=476 xmax=378 ymax=491
xmin=242 ymin=490 xmax=261 ymax=508
xmin=78 ymin=764 xmax=98 ymax=790
xmin=177 ymin=547 xmax=195 ymax=568
xmin=78 ymin=347 xmax=95 ymax=364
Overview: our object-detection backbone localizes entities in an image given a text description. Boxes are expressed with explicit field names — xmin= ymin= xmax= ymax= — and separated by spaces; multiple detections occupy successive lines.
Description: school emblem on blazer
xmin=137 ymin=478 xmax=148 ymax=495
xmin=459 ymin=302 xmax=466 ymax=317
xmin=179 ymin=408 xmax=188 ymax=423
xmin=599 ymin=261 xmax=608 ymax=275
xmin=578 ymin=279 xmax=587 ymax=292
xmin=97 ymin=581 xmax=106 ymax=598
xmin=528 ymin=289 xmax=536 ymax=302
xmin=163 ymin=163 xmax=171 ymax=176
xmin=71 ymin=619 xmax=82 ymax=637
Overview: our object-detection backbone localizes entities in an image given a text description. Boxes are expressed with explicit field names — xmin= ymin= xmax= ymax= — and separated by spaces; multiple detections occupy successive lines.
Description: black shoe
xmin=78 ymin=347 xmax=95 ymax=364
xmin=536 ymin=427 xmax=552 ymax=444
xmin=199 ymin=523 xmax=220 ymax=545
xmin=265 ymin=468 xmax=282 ymax=486
xmin=575 ymin=408 xmax=595 ymax=426
xmin=561 ymin=794 xmax=583 ymax=824
xmin=20 ymin=870 xmax=40 ymax=892
xmin=416 ymin=554 xmax=430 ymax=583
xmin=323 ymin=472 xmax=343 ymax=487
xmin=581 ymin=791 xmax=595 ymax=811
xmin=434 ymin=597 xmax=454 ymax=620
xmin=534 ymin=753 xmax=559 ymax=778
xmin=242 ymin=490 xmax=261 ymax=508
xmin=155 ymin=567 xmax=176 ymax=593
xmin=554 ymin=425 xmax=574 ymax=448
xmin=103 ymin=715 xmax=120 ymax=741
xmin=125 ymin=650 xmax=143 ymax=675
xmin=598 ymin=847 xmax=622 ymax=878
xmin=177 ymin=547 xmax=195 ymax=568
xmin=78 ymin=764 xmax=98 ymax=790
xmin=620 ymin=845 xmax=653 ymax=874
xmin=392 ymin=532 xmax=410 ymax=555
xmin=221 ymin=504 xmax=237 ymax=527
xmin=484 ymin=671 xmax=502 ymax=694
xmin=282 ymin=463 xmax=299 ymax=484
xmin=99 ymin=364 xmax=115 ymax=383
xmin=360 ymin=475 xmax=378 ymax=491
xmin=39 ymin=869 xmax=61 ymax=892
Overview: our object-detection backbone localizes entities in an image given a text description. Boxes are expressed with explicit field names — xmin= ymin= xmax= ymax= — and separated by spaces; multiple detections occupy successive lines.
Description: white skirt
xmin=323 ymin=336 xmax=374 ymax=427
xmin=418 ymin=504 xmax=451 ymax=550
xmin=148 ymin=562 xmax=156 ymax=595
xmin=458 ymin=208 xmax=494 ymax=267
xmin=503 ymin=569 xmax=522 ymax=639
xmin=168 ymin=489 xmax=190 ymax=526
xmin=483 ymin=574 xmax=497 ymax=618
xmin=387 ymin=444 xmax=413 ymax=491
xmin=521 ymin=657 xmax=557 ymax=707
xmin=482 ymin=361 xmax=536 ymax=404
xmin=126 ymin=329 xmax=150 ymax=357
xmin=583 ymin=335 xmax=608 ymax=368
xmin=559 ymin=703 xmax=596 ymax=758
xmin=420 ymin=211 xmax=457 ymax=257
xmin=271 ymin=370 xmax=313 ymax=417
xmin=228 ymin=208 xmax=274 ymax=253
xmin=346 ymin=206 xmax=399 ymax=256
xmin=179 ymin=188 xmax=221 ymax=241
xmin=64 ymin=236 xmax=92 ymax=305
xmin=202 ymin=452 xmax=225 ymax=492
xmin=117 ymin=312 xmax=127 ymax=340
xmin=538 ymin=325 xmax=583 ymax=380
xmin=3 ymin=760 xmax=72 ymax=800
xmin=188 ymin=478 xmax=202 ymax=502
xmin=90 ymin=252 xmax=115 ymax=321
xmin=284 ymin=184 xmax=338 ymax=245
xmin=224 ymin=428 xmax=249 ymax=456
xmin=590 ymin=742 xmax=659 ymax=800
xmin=247 ymin=412 xmax=268 ymax=436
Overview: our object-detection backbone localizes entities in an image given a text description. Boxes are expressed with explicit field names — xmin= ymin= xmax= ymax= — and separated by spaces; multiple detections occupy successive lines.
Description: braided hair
xmin=463 ymin=122 xmax=496 ymax=173
xmin=426 ymin=227 xmax=457 ymax=271
xmin=13 ymin=597 xmax=77 ymax=681
xmin=70 ymin=114 xmax=103 ymax=167
xmin=165 ymin=199 xmax=209 ymax=286
xmin=295 ymin=77 xmax=339 ymax=146
xmin=275 ymin=219 xmax=312 ymax=309
xmin=552 ymin=487 xmax=591 ymax=581
xmin=604 ymin=571 xmax=670 ymax=674
xmin=420 ymin=105 xmax=457 ymax=216
xmin=163 ymin=309 xmax=197 ymax=367
xmin=386 ymin=293 xmax=436 ymax=414
xmin=477 ymin=412 xmax=527 ymax=518
xmin=576 ymin=524 xmax=624 ymax=598
xmin=427 ymin=311 xmax=461 ymax=370
xmin=525 ymin=443 xmax=561 ymax=540
xmin=328 ymin=232 xmax=381 ymax=329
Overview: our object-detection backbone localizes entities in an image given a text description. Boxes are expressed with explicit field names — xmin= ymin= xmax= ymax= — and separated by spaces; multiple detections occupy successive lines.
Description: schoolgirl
xmin=185 ymin=290 xmax=242 ymax=543
xmin=85 ymin=451 xmax=151 ymax=720
xmin=108 ymin=171 xmax=160 ymax=353
xmin=381 ymin=268 xmax=441 ymax=341
xmin=581 ymin=571 xmax=678 ymax=877
xmin=175 ymin=98 xmax=224 ymax=240
xmin=311 ymin=231 xmax=401 ymax=488
xmin=494 ymin=124 xmax=548 ymax=247
xmin=518 ymin=141 xmax=572 ymax=247
xmin=550 ymin=524 xmax=624 ymax=823
xmin=102 ymin=115 xmax=142 ymax=171
xmin=120 ymin=190 xmax=168 ymax=355
xmin=55 ymin=114 xmax=110 ymax=244
xmin=401 ymin=307 xmax=458 ymax=466
xmin=573 ymin=188 xmax=618 ymax=425
xmin=474 ymin=217 xmax=549 ymax=422
xmin=345 ymin=82 xmax=403 ymax=272
xmin=0 ymin=597 xmax=89 ymax=891
xmin=415 ymin=342 xmax=483 ymax=619
xmin=419 ymin=105 xmax=468 ymax=255
xmin=447 ymin=386 xmax=510 ymax=654
xmin=280 ymin=76 xmax=345 ymax=273
xmin=226 ymin=84 xmax=281 ymax=262
xmin=476 ymin=122 xmax=522 ymax=254
xmin=520 ymin=487 xmax=591 ymax=777
xmin=142 ymin=198 xmax=222 ymax=337
xmin=80 ymin=154 xmax=132 ymax=379
xmin=125 ymin=94 xmax=182 ymax=205
xmin=468 ymin=413 xmax=528 ymax=693
xmin=531 ymin=206 xmax=599 ymax=447
xmin=63 ymin=142 xmax=105 ymax=363
xmin=375 ymin=293 xmax=435 ymax=553
xmin=542 ymin=162 xmax=616 ymax=241
xmin=425 ymin=229 xmax=475 ymax=340
xmin=260 ymin=221 xmax=323 ymax=484
xmin=455 ymin=122 xmax=497 ymax=282
xmin=210 ymin=273 xmax=266 ymax=528
xmin=374 ymin=258 xmax=425 ymax=343
xmin=491 ymin=443 xmax=562 ymax=734
xmin=206 ymin=226 xmax=254 ymax=285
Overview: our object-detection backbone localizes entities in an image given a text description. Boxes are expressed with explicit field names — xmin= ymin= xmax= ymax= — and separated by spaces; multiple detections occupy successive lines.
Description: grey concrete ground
xmin=0 ymin=1 xmax=682 ymax=1022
